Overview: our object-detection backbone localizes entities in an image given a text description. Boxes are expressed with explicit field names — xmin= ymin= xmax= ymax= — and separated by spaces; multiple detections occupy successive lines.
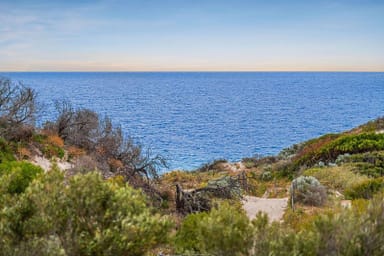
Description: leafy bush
xmin=345 ymin=151 xmax=384 ymax=177
xmin=0 ymin=169 xmax=172 ymax=255
xmin=291 ymin=176 xmax=327 ymax=206
xmin=0 ymin=161 xmax=43 ymax=194
xmin=175 ymin=202 xmax=254 ymax=255
xmin=345 ymin=178 xmax=384 ymax=199
xmin=293 ymin=133 xmax=384 ymax=171
xmin=0 ymin=138 xmax=15 ymax=162
xmin=321 ymin=133 xmax=384 ymax=160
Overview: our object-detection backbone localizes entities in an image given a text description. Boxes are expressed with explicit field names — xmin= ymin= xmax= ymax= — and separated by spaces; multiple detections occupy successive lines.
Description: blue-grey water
xmin=1 ymin=72 xmax=383 ymax=170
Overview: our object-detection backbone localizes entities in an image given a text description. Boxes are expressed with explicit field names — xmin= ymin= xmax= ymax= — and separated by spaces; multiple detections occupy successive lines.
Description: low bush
xmin=260 ymin=170 xmax=273 ymax=181
xmin=0 ymin=161 xmax=43 ymax=194
xmin=291 ymin=176 xmax=327 ymax=206
xmin=345 ymin=178 xmax=384 ymax=199
xmin=293 ymin=133 xmax=384 ymax=171
xmin=304 ymin=166 xmax=368 ymax=193
xmin=0 ymin=138 xmax=15 ymax=162
xmin=175 ymin=202 xmax=254 ymax=255
xmin=0 ymin=169 xmax=172 ymax=255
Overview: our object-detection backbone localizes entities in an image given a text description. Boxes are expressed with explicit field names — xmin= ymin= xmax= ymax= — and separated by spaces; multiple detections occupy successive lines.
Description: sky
xmin=0 ymin=0 xmax=383 ymax=71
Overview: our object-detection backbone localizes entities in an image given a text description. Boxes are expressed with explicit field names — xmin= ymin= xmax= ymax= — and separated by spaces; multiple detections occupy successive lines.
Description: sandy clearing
xmin=242 ymin=196 xmax=288 ymax=222
xmin=31 ymin=156 xmax=73 ymax=172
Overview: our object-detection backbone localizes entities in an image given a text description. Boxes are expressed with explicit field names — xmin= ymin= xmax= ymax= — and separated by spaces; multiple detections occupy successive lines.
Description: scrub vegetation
xmin=1 ymin=77 xmax=384 ymax=255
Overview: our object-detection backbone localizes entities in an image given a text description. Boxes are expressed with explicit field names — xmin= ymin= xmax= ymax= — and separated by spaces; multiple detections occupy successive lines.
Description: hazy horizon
xmin=1 ymin=0 xmax=383 ymax=72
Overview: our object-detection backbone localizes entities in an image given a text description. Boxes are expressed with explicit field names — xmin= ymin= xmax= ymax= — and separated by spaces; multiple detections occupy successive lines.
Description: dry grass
xmin=46 ymin=134 xmax=64 ymax=148
xmin=67 ymin=146 xmax=86 ymax=159
xmin=303 ymin=165 xmax=369 ymax=193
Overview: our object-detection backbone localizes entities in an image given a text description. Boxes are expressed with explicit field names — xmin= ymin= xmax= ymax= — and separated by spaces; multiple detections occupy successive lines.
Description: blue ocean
xmin=1 ymin=72 xmax=383 ymax=170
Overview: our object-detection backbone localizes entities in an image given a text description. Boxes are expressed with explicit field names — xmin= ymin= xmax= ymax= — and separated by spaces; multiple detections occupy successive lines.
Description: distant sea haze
xmin=1 ymin=72 xmax=384 ymax=171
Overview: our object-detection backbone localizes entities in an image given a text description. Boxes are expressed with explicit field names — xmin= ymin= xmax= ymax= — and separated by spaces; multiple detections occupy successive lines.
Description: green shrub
xmin=320 ymin=133 xmax=384 ymax=162
xmin=175 ymin=202 xmax=254 ymax=255
xmin=0 ymin=161 xmax=43 ymax=194
xmin=345 ymin=151 xmax=384 ymax=177
xmin=291 ymin=176 xmax=327 ymax=206
xmin=345 ymin=178 xmax=384 ymax=199
xmin=294 ymin=133 xmax=384 ymax=170
xmin=0 ymin=170 xmax=172 ymax=255
xmin=0 ymin=138 xmax=15 ymax=162
xmin=42 ymin=144 xmax=65 ymax=159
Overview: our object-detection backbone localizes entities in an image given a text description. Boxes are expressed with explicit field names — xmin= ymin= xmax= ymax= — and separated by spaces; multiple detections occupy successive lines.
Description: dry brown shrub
xmin=294 ymin=135 xmax=337 ymax=163
xmin=47 ymin=134 xmax=64 ymax=148
xmin=108 ymin=158 xmax=124 ymax=171
xmin=17 ymin=146 xmax=32 ymax=159
xmin=67 ymin=146 xmax=86 ymax=159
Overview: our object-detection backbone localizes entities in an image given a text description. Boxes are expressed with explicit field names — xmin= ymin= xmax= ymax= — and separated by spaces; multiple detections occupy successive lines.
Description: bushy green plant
xmin=345 ymin=178 xmax=384 ymax=199
xmin=0 ymin=169 xmax=172 ymax=256
xmin=346 ymin=151 xmax=384 ymax=177
xmin=293 ymin=133 xmax=384 ymax=171
xmin=0 ymin=138 xmax=15 ymax=162
xmin=175 ymin=202 xmax=254 ymax=255
xmin=291 ymin=176 xmax=327 ymax=206
xmin=0 ymin=161 xmax=43 ymax=194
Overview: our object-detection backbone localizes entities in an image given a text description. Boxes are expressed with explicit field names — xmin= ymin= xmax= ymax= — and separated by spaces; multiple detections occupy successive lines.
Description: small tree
xmin=0 ymin=78 xmax=37 ymax=141
xmin=49 ymin=100 xmax=167 ymax=181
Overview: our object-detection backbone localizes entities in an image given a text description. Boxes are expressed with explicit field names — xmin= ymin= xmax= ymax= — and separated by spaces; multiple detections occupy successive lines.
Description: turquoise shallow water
xmin=1 ymin=72 xmax=383 ymax=170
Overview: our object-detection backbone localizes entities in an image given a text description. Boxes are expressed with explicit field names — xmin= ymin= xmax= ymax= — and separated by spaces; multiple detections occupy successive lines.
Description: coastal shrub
xmin=292 ymin=133 xmax=384 ymax=171
xmin=49 ymin=101 xmax=167 ymax=180
xmin=278 ymin=143 xmax=304 ymax=159
xmin=175 ymin=202 xmax=254 ymax=255
xmin=360 ymin=116 xmax=384 ymax=132
xmin=304 ymin=166 xmax=368 ymax=193
xmin=242 ymin=155 xmax=278 ymax=168
xmin=345 ymin=178 xmax=384 ymax=199
xmin=294 ymin=134 xmax=340 ymax=165
xmin=260 ymin=170 xmax=273 ymax=181
xmin=320 ymin=133 xmax=384 ymax=160
xmin=0 ymin=161 xmax=43 ymax=194
xmin=196 ymin=159 xmax=228 ymax=173
xmin=0 ymin=138 xmax=15 ymax=162
xmin=0 ymin=169 xmax=172 ymax=255
xmin=345 ymin=151 xmax=384 ymax=177
xmin=291 ymin=176 xmax=327 ymax=206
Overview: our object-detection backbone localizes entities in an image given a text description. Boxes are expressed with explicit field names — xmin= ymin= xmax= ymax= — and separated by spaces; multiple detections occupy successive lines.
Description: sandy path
xmin=242 ymin=196 xmax=288 ymax=222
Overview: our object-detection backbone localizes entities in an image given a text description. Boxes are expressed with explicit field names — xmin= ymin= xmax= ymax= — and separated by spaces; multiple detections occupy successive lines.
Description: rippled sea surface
xmin=1 ymin=72 xmax=383 ymax=170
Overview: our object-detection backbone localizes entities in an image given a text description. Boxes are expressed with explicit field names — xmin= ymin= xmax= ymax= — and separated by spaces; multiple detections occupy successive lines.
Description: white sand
xmin=31 ymin=155 xmax=73 ymax=172
xmin=242 ymin=196 xmax=288 ymax=222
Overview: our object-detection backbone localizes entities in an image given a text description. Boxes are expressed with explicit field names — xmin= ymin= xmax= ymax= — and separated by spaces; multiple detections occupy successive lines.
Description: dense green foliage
xmin=175 ymin=203 xmax=254 ymax=255
xmin=0 ymin=161 xmax=43 ymax=194
xmin=0 ymin=138 xmax=15 ymax=162
xmin=293 ymin=133 xmax=384 ymax=170
xmin=175 ymin=195 xmax=384 ymax=255
xmin=345 ymin=151 xmax=384 ymax=177
xmin=345 ymin=178 xmax=384 ymax=199
xmin=0 ymin=169 xmax=172 ymax=256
